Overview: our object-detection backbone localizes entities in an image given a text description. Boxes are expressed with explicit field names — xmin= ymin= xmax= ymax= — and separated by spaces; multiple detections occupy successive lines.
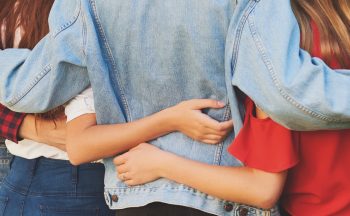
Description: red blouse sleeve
xmin=228 ymin=98 xmax=299 ymax=173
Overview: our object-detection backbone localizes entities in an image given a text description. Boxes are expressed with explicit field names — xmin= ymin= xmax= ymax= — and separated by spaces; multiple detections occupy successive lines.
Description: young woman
xmin=0 ymin=1 xmax=115 ymax=215
xmin=0 ymin=109 xmax=66 ymax=184
xmin=112 ymin=1 xmax=350 ymax=215
xmin=0 ymin=2 xmax=232 ymax=215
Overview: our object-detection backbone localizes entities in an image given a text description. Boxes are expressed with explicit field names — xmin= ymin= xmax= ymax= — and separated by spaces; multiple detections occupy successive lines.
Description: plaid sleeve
xmin=0 ymin=104 xmax=26 ymax=143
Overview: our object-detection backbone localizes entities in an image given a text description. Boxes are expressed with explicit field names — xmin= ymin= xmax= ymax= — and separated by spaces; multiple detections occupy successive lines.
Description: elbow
xmin=67 ymin=151 xmax=84 ymax=166
xmin=66 ymin=140 xmax=85 ymax=166
xmin=254 ymin=192 xmax=280 ymax=209
xmin=68 ymin=156 xmax=84 ymax=166
xmin=245 ymin=169 xmax=285 ymax=210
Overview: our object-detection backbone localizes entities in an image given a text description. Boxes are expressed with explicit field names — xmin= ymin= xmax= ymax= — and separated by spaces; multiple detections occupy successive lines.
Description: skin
xmin=18 ymin=114 xmax=67 ymax=151
xmin=113 ymin=106 xmax=286 ymax=209
xmin=66 ymin=99 xmax=233 ymax=165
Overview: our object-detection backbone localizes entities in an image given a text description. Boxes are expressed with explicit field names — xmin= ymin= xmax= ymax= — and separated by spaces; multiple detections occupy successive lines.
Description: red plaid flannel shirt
xmin=0 ymin=104 xmax=25 ymax=143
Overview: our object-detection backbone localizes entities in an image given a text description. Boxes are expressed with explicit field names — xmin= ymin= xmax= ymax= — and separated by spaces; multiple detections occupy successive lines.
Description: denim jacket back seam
xmin=225 ymin=0 xmax=257 ymax=135
xmin=89 ymin=0 xmax=131 ymax=122
xmin=214 ymin=103 xmax=233 ymax=165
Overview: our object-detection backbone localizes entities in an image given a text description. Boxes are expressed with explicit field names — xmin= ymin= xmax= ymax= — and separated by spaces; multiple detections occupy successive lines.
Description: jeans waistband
xmin=3 ymin=156 xmax=105 ymax=196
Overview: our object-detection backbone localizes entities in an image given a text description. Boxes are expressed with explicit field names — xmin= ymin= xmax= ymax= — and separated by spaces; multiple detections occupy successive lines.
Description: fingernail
xmin=217 ymin=101 xmax=225 ymax=106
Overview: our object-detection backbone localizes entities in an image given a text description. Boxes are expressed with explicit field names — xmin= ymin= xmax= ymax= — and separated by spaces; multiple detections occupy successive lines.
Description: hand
xmin=114 ymin=143 xmax=170 ymax=186
xmin=166 ymin=99 xmax=233 ymax=144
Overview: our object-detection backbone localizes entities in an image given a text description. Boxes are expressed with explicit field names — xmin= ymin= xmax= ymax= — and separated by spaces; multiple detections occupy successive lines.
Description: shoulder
xmin=48 ymin=0 xmax=83 ymax=37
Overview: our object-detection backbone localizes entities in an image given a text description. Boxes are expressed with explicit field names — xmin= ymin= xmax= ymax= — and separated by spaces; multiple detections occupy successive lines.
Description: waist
xmin=104 ymin=185 xmax=280 ymax=216
xmin=5 ymin=139 xmax=68 ymax=160
xmin=3 ymin=156 xmax=106 ymax=196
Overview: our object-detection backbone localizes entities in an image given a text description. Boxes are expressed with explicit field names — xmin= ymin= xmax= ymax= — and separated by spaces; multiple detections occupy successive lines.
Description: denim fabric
xmin=0 ymin=0 xmax=348 ymax=215
xmin=227 ymin=0 xmax=350 ymax=130
xmin=1 ymin=1 xmax=250 ymax=215
xmin=0 ymin=141 xmax=11 ymax=186
xmin=0 ymin=156 xmax=115 ymax=216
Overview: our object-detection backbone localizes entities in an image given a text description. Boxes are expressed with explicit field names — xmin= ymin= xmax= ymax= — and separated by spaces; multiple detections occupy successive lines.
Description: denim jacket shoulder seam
xmin=246 ymin=7 xmax=344 ymax=123
xmin=8 ymin=65 xmax=52 ymax=107
xmin=51 ymin=0 xmax=82 ymax=37
xmin=231 ymin=1 xmax=257 ymax=77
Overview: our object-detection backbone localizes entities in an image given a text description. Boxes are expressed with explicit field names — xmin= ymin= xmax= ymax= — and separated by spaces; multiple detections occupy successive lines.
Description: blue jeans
xmin=0 ymin=142 xmax=11 ymax=186
xmin=0 ymin=156 xmax=115 ymax=216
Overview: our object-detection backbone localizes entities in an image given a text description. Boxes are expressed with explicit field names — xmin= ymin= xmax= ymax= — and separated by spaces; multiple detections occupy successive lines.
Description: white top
xmin=6 ymin=87 xmax=95 ymax=160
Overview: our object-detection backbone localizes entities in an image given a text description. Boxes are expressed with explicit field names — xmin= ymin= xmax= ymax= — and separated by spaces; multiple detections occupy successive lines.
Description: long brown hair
xmin=0 ymin=0 xmax=63 ymax=119
xmin=291 ymin=0 xmax=350 ymax=67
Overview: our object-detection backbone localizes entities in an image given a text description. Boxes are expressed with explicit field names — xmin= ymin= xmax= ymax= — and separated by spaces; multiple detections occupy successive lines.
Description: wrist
xmin=158 ymin=107 xmax=180 ymax=133
xmin=157 ymin=151 xmax=177 ymax=178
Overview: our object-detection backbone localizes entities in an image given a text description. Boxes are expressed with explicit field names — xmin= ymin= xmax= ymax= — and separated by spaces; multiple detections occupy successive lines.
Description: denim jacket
xmin=227 ymin=0 xmax=350 ymax=131
xmin=0 ymin=0 xmax=349 ymax=215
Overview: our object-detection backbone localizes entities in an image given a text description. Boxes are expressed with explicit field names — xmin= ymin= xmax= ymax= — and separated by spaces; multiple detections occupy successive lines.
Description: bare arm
xmin=18 ymin=114 xmax=66 ymax=151
xmin=67 ymin=99 xmax=233 ymax=165
xmin=114 ymin=143 xmax=286 ymax=209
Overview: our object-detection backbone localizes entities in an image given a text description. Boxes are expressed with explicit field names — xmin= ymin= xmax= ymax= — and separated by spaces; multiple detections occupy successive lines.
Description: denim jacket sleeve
xmin=0 ymin=0 xmax=89 ymax=113
xmin=228 ymin=0 xmax=350 ymax=130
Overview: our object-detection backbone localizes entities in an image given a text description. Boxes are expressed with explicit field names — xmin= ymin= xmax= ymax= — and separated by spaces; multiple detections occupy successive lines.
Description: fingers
xmin=113 ymin=153 xmax=128 ymax=166
xmin=116 ymin=164 xmax=128 ymax=174
xmin=219 ymin=120 xmax=233 ymax=131
xmin=201 ymin=117 xmax=233 ymax=134
xmin=186 ymin=99 xmax=225 ymax=110
xmin=201 ymin=134 xmax=226 ymax=144
xmin=118 ymin=172 xmax=131 ymax=181
xmin=197 ymin=120 xmax=233 ymax=144
xmin=124 ymin=180 xmax=137 ymax=186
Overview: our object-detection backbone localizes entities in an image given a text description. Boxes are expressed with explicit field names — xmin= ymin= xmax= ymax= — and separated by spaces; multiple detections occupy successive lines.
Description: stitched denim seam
xmin=51 ymin=0 xmax=81 ymax=37
xmin=2 ymin=180 xmax=103 ymax=197
xmin=247 ymin=6 xmax=342 ymax=123
xmin=230 ymin=1 xmax=257 ymax=76
xmin=90 ymin=0 xmax=132 ymax=122
xmin=106 ymin=185 xmax=223 ymax=201
xmin=2 ymin=180 xmax=28 ymax=196
xmin=8 ymin=65 xmax=52 ymax=107
xmin=39 ymin=206 xmax=99 ymax=214
xmin=105 ymin=187 xmax=274 ymax=215
xmin=213 ymin=101 xmax=231 ymax=165
xmin=81 ymin=7 xmax=87 ymax=60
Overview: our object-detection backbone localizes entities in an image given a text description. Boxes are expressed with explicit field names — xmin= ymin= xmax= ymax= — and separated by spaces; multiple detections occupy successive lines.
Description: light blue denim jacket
xmin=227 ymin=0 xmax=350 ymax=131
xmin=0 ymin=0 xmax=349 ymax=215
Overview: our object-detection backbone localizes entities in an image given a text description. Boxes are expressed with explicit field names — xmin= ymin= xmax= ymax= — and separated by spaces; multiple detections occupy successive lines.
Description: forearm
xmin=18 ymin=115 xmax=39 ymax=141
xmin=67 ymin=111 xmax=174 ymax=165
xmin=18 ymin=115 xmax=66 ymax=151
xmin=159 ymin=153 xmax=285 ymax=209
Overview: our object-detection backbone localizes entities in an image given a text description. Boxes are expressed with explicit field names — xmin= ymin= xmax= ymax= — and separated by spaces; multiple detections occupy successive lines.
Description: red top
xmin=229 ymin=22 xmax=350 ymax=215
xmin=0 ymin=104 xmax=25 ymax=143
